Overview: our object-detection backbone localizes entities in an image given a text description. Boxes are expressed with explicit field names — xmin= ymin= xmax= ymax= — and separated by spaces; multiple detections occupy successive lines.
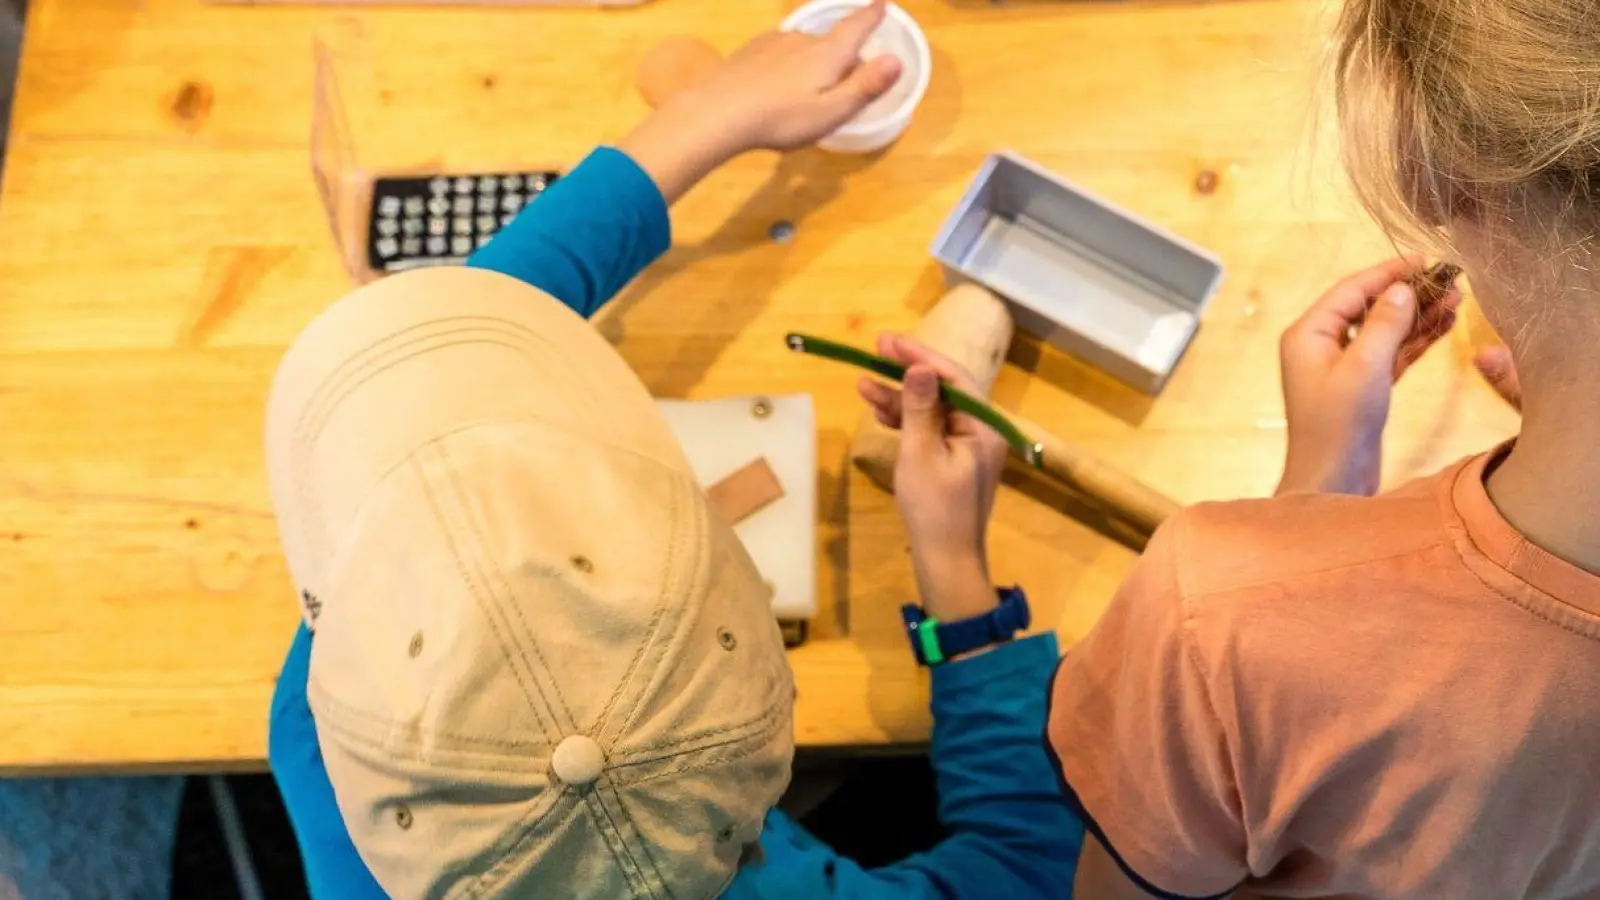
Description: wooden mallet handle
xmin=1018 ymin=416 xmax=1180 ymax=537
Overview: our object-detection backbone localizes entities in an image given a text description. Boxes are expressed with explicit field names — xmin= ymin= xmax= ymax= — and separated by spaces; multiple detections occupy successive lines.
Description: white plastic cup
xmin=780 ymin=0 xmax=932 ymax=154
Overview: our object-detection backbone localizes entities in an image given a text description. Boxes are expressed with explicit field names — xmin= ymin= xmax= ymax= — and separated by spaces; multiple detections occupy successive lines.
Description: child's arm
xmin=726 ymin=635 xmax=1083 ymax=900
xmin=466 ymin=0 xmax=902 ymax=318
xmin=267 ymin=8 xmax=904 ymax=896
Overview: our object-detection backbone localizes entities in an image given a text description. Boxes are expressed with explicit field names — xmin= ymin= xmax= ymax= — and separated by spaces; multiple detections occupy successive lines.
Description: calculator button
xmin=402 ymin=218 xmax=423 ymax=236
xmin=375 ymin=237 xmax=399 ymax=258
xmin=452 ymin=197 xmax=472 ymax=215
xmin=452 ymin=217 xmax=472 ymax=235
xmin=476 ymin=194 xmax=495 ymax=213
xmin=476 ymin=214 xmax=497 ymax=232
xmin=429 ymin=177 xmax=450 ymax=196
xmin=404 ymin=197 xmax=425 ymax=217
xmin=453 ymin=177 xmax=473 ymax=194
xmin=476 ymin=234 xmax=493 ymax=248
xmin=427 ymin=197 xmax=450 ymax=217
xmin=378 ymin=196 xmax=401 ymax=217
xmin=376 ymin=218 xmax=399 ymax=237
xmin=501 ymin=193 xmax=523 ymax=211
xmin=478 ymin=176 xmax=497 ymax=193
xmin=527 ymin=174 xmax=548 ymax=191
xmin=401 ymin=237 xmax=422 ymax=255
xmin=427 ymin=218 xmax=447 ymax=236
xmin=427 ymin=236 xmax=447 ymax=255
xmin=501 ymin=174 xmax=522 ymax=191
xmin=451 ymin=236 xmax=472 ymax=256
xmin=500 ymin=213 xmax=516 ymax=227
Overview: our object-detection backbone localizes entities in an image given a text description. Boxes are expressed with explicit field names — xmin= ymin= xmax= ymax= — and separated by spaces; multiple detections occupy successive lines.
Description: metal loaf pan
xmin=931 ymin=152 xmax=1223 ymax=393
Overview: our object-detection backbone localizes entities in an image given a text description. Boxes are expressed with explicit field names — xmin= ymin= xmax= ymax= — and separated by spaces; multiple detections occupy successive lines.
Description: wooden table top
xmin=0 ymin=0 xmax=1520 ymax=774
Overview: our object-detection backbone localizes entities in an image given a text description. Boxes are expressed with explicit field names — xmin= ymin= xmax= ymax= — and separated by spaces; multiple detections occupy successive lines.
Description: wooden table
xmin=0 ymin=0 xmax=1519 ymax=774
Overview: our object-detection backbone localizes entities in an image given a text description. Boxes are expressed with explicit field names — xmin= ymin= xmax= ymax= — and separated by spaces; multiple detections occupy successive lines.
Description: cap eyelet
xmin=717 ymin=628 xmax=737 ymax=651
xmin=395 ymin=804 xmax=413 ymax=830
xmin=570 ymin=554 xmax=594 ymax=574
xmin=408 ymin=632 xmax=424 ymax=658
xmin=715 ymin=823 xmax=736 ymax=842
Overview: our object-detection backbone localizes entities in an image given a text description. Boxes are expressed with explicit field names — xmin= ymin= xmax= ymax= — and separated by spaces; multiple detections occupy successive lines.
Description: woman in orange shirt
xmin=864 ymin=0 xmax=1597 ymax=892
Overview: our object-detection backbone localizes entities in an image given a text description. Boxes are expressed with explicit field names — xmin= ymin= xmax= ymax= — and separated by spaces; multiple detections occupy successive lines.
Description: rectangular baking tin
xmin=931 ymin=151 xmax=1223 ymax=393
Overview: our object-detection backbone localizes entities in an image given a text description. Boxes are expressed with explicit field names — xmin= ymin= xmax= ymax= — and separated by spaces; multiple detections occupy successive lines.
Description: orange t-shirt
xmin=1048 ymin=447 xmax=1600 ymax=899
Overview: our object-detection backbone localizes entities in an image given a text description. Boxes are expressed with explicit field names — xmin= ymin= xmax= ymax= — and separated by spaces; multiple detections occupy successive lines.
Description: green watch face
xmin=916 ymin=618 xmax=944 ymax=666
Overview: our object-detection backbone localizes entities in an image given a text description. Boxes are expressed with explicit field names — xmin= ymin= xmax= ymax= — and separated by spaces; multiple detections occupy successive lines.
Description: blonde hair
xmin=1333 ymin=0 xmax=1600 ymax=260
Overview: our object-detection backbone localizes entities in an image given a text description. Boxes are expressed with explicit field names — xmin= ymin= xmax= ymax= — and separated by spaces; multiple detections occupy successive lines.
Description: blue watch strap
xmin=900 ymin=587 xmax=1030 ymax=666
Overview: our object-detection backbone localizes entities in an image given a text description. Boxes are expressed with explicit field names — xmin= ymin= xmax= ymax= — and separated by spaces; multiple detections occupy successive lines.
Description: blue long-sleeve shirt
xmin=267 ymin=146 xmax=1084 ymax=900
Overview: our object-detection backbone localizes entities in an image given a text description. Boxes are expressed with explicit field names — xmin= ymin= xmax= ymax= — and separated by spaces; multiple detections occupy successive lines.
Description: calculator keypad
xmin=367 ymin=170 xmax=561 ymax=273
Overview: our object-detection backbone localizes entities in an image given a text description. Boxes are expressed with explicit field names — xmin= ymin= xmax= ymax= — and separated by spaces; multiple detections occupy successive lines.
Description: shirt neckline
xmin=1450 ymin=443 xmax=1600 ymax=625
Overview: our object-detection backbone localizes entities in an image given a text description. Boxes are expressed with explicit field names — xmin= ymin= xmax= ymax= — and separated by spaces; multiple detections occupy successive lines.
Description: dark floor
xmin=171 ymin=756 xmax=945 ymax=898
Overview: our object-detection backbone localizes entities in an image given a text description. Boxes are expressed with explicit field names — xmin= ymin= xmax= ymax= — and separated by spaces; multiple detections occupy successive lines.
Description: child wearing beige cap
xmin=266 ymin=3 xmax=1084 ymax=898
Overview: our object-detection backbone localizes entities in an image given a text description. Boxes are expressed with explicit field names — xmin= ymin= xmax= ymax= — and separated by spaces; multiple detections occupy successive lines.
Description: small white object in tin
xmin=780 ymin=0 xmax=931 ymax=154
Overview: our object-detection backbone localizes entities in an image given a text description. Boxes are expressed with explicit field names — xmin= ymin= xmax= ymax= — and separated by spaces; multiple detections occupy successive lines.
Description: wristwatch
xmin=901 ymin=586 xmax=1031 ymax=667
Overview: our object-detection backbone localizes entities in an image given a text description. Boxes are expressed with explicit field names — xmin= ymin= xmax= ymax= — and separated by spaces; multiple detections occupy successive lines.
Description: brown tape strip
xmin=707 ymin=457 xmax=785 ymax=525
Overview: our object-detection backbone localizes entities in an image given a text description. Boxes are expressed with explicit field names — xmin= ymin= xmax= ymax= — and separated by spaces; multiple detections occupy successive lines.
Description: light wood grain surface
xmin=0 ymin=0 xmax=1520 ymax=774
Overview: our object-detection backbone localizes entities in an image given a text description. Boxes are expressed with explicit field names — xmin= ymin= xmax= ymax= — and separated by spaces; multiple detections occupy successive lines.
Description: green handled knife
xmin=785 ymin=332 xmax=1043 ymax=468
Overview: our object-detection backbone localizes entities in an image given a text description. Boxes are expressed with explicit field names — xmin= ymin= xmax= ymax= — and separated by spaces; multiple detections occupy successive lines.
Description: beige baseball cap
xmin=264 ymin=266 xmax=795 ymax=899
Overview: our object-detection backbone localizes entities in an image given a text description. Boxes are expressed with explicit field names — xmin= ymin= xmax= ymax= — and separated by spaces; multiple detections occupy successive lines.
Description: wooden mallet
xmin=850 ymin=285 xmax=1180 ymax=539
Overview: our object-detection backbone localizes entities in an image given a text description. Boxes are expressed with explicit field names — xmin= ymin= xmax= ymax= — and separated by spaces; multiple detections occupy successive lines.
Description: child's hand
xmin=1276 ymin=257 xmax=1462 ymax=496
xmin=857 ymin=334 xmax=1008 ymax=621
xmin=619 ymin=1 xmax=903 ymax=202
xmin=676 ymin=0 xmax=904 ymax=153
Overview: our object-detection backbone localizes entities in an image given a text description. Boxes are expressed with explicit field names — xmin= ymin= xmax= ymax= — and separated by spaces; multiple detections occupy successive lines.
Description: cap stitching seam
xmin=307 ymin=677 xmax=554 ymax=753
xmin=580 ymin=783 xmax=658 ymax=900
xmin=593 ymin=468 xmax=690 ymax=740
xmin=414 ymin=451 xmax=560 ymax=739
xmin=462 ymin=789 xmax=586 ymax=899
xmin=290 ymin=317 xmax=549 ymax=591
xmin=606 ymin=782 xmax=678 ymax=900
xmin=607 ymin=710 xmax=786 ymax=788
xmin=441 ymin=442 xmax=576 ymax=734
xmin=289 ymin=317 xmax=575 ymax=604
xmin=609 ymin=691 xmax=788 ymax=763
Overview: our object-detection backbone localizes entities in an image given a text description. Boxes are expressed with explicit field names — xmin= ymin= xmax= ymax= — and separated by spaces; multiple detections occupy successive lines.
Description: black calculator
xmin=366 ymin=171 xmax=562 ymax=274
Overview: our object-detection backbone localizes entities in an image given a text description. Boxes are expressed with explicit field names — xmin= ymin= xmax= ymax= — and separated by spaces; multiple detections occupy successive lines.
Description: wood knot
xmin=170 ymin=80 xmax=214 ymax=133
xmin=481 ymin=74 xmax=497 ymax=90
xmin=1192 ymin=168 xmax=1219 ymax=196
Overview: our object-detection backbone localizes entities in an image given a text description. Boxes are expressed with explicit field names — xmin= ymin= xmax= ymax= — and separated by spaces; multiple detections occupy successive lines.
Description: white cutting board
xmin=655 ymin=395 xmax=817 ymax=622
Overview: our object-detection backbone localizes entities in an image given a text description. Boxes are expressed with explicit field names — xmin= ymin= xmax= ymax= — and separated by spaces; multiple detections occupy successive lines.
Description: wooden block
xmin=706 ymin=457 xmax=785 ymax=525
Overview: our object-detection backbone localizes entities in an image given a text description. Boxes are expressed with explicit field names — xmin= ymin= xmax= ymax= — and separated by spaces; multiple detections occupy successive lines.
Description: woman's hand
xmin=619 ymin=0 xmax=903 ymax=203
xmin=1276 ymin=257 xmax=1462 ymax=496
xmin=857 ymin=334 xmax=1009 ymax=622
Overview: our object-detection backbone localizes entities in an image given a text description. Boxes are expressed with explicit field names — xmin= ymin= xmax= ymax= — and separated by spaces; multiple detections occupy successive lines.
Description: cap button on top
xmin=551 ymin=735 xmax=605 ymax=786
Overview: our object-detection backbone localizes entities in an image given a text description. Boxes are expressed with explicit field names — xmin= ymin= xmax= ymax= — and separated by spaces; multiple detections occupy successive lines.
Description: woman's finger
xmin=1288 ymin=255 xmax=1425 ymax=346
